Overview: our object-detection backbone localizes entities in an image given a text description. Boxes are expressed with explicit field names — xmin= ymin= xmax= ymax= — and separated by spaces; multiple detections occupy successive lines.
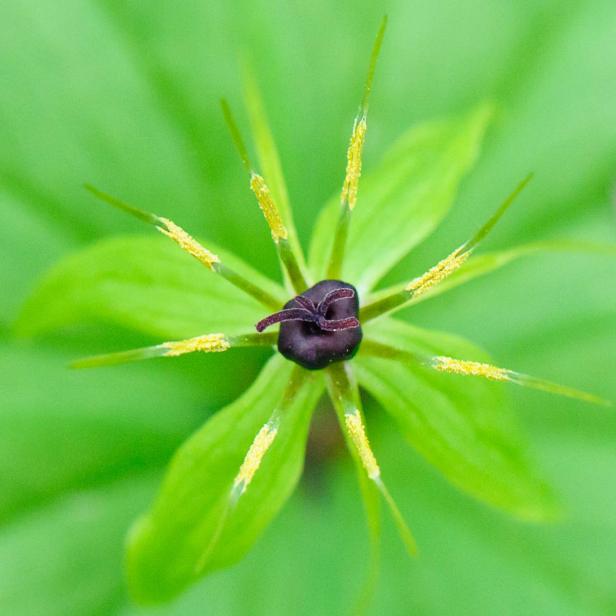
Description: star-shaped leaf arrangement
xmin=17 ymin=16 xmax=613 ymax=607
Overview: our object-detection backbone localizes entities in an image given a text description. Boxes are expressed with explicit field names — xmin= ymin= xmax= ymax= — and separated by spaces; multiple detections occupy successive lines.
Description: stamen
xmin=195 ymin=366 xmax=307 ymax=574
xmin=432 ymin=356 xmax=508 ymax=381
xmin=344 ymin=410 xmax=380 ymax=479
xmin=71 ymin=332 xmax=277 ymax=369
xmin=163 ymin=333 xmax=230 ymax=356
xmin=404 ymin=249 xmax=470 ymax=297
xmin=232 ymin=421 xmax=279 ymax=497
xmin=84 ymin=184 xmax=282 ymax=309
xmin=157 ymin=218 xmax=220 ymax=271
xmin=249 ymin=172 xmax=288 ymax=242
xmin=327 ymin=16 xmax=388 ymax=278
xmin=341 ymin=117 xmax=367 ymax=211
xmin=341 ymin=11 xmax=387 ymax=211
xmin=360 ymin=174 xmax=534 ymax=322
xmin=221 ymin=99 xmax=307 ymax=291
xmin=327 ymin=362 xmax=417 ymax=556
xmin=195 ymin=419 xmax=280 ymax=575
xmin=361 ymin=339 xmax=611 ymax=407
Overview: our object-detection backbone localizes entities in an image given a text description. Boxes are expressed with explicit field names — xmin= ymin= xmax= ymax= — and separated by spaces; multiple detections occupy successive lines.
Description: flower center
xmin=256 ymin=279 xmax=363 ymax=370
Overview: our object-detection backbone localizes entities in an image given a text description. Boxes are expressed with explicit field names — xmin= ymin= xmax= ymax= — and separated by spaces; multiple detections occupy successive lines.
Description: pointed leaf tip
xmin=126 ymin=357 xmax=323 ymax=603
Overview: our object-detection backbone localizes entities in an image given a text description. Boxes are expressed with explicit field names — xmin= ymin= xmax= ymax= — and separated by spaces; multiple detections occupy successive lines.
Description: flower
xmin=20 ymin=16 xmax=610 ymax=606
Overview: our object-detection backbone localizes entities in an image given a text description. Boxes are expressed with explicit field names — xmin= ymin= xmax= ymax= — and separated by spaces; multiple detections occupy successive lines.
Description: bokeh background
xmin=1 ymin=1 xmax=616 ymax=614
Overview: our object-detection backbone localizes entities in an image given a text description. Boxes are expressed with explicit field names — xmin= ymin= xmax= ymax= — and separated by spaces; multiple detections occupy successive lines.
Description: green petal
xmin=308 ymin=104 xmax=493 ymax=293
xmin=356 ymin=318 xmax=558 ymax=520
xmin=16 ymin=235 xmax=286 ymax=340
xmin=126 ymin=355 xmax=323 ymax=604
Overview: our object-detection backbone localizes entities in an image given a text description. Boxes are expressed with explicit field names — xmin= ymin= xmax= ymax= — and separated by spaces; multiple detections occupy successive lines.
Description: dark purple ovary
xmin=256 ymin=279 xmax=363 ymax=370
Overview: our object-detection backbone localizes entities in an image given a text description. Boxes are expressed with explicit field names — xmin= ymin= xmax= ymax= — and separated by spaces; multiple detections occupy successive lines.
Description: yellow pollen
xmin=233 ymin=423 xmax=279 ymax=494
xmin=405 ymin=248 xmax=470 ymax=297
xmin=163 ymin=333 xmax=230 ymax=357
xmin=250 ymin=173 xmax=288 ymax=241
xmin=433 ymin=357 xmax=509 ymax=381
xmin=344 ymin=410 xmax=380 ymax=479
xmin=341 ymin=116 xmax=367 ymax=210
xmin=158 ymin=218 xmax=220 ymax=270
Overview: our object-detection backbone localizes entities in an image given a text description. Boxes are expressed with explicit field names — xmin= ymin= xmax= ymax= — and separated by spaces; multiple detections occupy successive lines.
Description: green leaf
xmin=365 ymin=238 xmax=616 ymax=311
xmin=127 ymin=355 xmax=323 ymax=603
xmin=0 ymin=473 xmax=157 ymax=616
xmin=16 ymin=235 xmax=286 ymax=340
xmin=356 ymin=318 xmax=557 ymax=520
xmin=308 ymin=104 xmax=493 ymax=293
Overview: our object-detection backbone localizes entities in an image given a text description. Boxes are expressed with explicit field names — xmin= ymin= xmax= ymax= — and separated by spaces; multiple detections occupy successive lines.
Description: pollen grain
xmin=341 ymin=117 xmax=367 ymax=211
xmin=344 ymin=410 xmax=380 ymax=479
xmin=250 ymin=173 xmax=288 ymax=241
xmin=233 ymin=423 xmax=279 ymax=494
xmin=164 ymin=333 xmax=230 ymax=357
xmin=433 ymin=357 xmax=509 ymax=381
xmin=158 ymin=218 xmax=220 ymax=270
xmin=405 ymin=248 xmax=469 ymax=297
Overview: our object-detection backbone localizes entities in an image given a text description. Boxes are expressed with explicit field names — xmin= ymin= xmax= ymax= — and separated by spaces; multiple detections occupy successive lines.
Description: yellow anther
xmin=405 ymin=248 xmax=470 ymax=297
xmin=233 ymin=423 xmax=279 ymax=494
xmin=341 ymin=116 xmax=367 ymax=211
xmin=250 ymin=173 xmax=288 ymax=242
xmin=158 ymin=218 xmax=220 ymax=270
xmin=344 ymin=410 xmax=380 ymax=479
xmin=163 ymin=333 xmax=230 ymax=357
xmin=433 ymin=357 xmax=509 ymax=381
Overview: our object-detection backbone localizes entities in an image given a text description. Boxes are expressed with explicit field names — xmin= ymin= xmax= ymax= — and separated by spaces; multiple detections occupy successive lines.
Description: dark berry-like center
xmin=256 ymin=280 xmax=363 ymax=370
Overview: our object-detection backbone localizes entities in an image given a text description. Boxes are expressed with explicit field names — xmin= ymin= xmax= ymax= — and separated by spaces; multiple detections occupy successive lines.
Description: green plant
xmin=16 ymin=18 xmax=612 ymax=607
xmin=3 ymin=3 xmax=616 ymax=615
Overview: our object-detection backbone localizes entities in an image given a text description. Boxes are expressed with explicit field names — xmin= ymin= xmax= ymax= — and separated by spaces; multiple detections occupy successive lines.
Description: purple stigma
xmin=256 ymin=287 xmax=361 ymax=333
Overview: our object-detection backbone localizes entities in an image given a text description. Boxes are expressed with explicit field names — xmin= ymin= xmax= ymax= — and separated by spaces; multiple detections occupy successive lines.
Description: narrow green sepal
xmin=84 ymin=184 xmax=159 ymax=226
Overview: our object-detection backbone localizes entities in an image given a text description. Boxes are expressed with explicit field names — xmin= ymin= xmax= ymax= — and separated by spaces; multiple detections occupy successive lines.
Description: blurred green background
xmin=1 ymin=0 xmax=616 ymax=614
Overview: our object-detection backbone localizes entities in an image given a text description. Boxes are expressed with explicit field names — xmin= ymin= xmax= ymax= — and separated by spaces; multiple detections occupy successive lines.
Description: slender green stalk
xmin=360 ymin=174 xmax=533 ymax=322
xmin=241 ymin=62 xmax=308 ymax=276
xmin=326 ymin=206 xmax=351 ymax=279
xmin=360 ymin=339 xmax=610 ymax=406
xmin=326 ymin=362 xmax=417 ymax=556
xmin=212 ymin=262 xmax=281 ymax=309
xmin=220 ymin=99 xmax=308 ymax=293
xmin=278 ymin=238 xmax=309 ymax=291
xmin=71 ymin=345 xmax=165 ymax=369
xmin=84 ymin=184 xmax=158 ymax=225
xmin=359 ymin=289 xmax=408 ymax=322
xmin=71 ymin=332 xmax=278 ymax=369
xmin=360 ymin=16 xmax=388 ymax=116
xmin=326 ymin=17 xmax=387 ymax=279
xmin=363 ymin=238 xmax=616 ymax=318
xmin=85 ymin=184 xmax=282 ymax=309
